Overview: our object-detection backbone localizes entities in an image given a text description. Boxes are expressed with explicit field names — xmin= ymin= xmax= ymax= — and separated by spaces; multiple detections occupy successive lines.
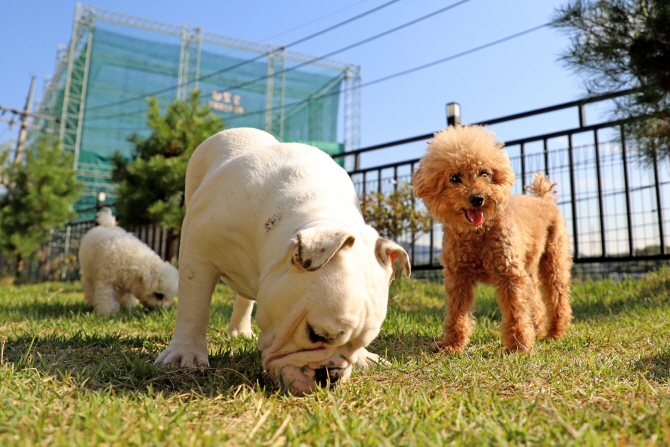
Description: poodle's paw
xmin=227 ymin=325 xmax=256 ymax=339
xmin=155 ymin=339 xmax=209 ymax=371
xmin=432 ymin=339 xmax=465 ymax=354
xmin=504 ymin=345 xmax=534 ymax=355
xmin=542 ymin=326 xmax=568 ymax=340
xmin=94 ymin=301 xmax=120 ymax=316
xmin=355 ymin=348 xmax=391 ymax=369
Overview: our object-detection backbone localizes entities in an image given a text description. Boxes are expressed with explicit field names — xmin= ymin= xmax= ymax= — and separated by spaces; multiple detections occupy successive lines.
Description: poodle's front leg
xmin=496 ymin=274 xmax=536 ymax=353
xmin=92 ymin=281 xmax=120 ymax=315
xmin=117 ymin=290 xmax=137 ymax=310
xmin=435 ymin=271 xmax=476 ymax=353
xmin=155 ymin=255 xmax=220 ymax=371
xmin=82 ymin=272 xmax=95 ymax=306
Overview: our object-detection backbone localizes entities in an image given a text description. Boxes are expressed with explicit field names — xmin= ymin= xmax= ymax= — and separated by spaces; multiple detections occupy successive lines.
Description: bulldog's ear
xmin=292 ymin=226 xmax=355 ymax=272
xmin=375 ymin=238 xmax=411 ymax=277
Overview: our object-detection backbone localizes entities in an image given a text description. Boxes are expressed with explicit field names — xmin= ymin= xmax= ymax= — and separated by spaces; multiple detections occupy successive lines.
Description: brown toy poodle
xmin=412 ymin=125 xmax=572 ymax=354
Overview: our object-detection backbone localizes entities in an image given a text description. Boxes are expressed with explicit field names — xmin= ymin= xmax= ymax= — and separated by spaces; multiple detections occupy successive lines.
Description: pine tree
xmin=360 ymin=183 xmax=433 ymax=243
xmin=112 ymin=90 xmax=224 ymax=259
xmin=0 ymin=137 xmax=81 ymax=277
xmin=551 ymin=0 xmax=670 ymax=162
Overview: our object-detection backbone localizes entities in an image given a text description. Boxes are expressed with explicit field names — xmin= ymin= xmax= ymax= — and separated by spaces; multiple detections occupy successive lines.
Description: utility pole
xmin=14 ymin=76 xmax=36 ymax=164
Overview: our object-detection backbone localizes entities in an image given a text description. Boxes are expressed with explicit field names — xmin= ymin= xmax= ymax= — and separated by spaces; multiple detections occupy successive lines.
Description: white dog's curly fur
xmin=79 ymin=208 xmax=179 ymax=315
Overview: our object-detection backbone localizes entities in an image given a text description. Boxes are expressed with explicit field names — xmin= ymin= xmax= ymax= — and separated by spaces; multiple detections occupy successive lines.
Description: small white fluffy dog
xmin=79 ymin=208 xmax=179 ymax=315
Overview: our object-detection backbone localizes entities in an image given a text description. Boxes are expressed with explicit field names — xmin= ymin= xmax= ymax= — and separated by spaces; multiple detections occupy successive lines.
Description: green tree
xmin=0 ymin=137 xmax=80 ymax=277
xmin=112 ymin=90 xmax=224 ymax=257
xmin=551 ymin=0 xmax=670 ymax=163
xmin=0 ymin=140 xmax=12 ymax=187
xmin=360 ymin=182 xmax=433 ymax=242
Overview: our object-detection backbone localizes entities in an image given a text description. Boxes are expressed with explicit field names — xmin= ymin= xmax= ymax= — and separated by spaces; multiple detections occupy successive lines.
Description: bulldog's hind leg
xmin=228 ymin=294 xmax=255 ymax=338
xmin=356 ymin=348 xmax=391 ymax=368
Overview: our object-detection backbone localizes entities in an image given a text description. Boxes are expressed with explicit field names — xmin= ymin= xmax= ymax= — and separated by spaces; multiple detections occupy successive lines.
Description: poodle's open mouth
xmin=464 ymin=208 xmax=484 ymax=225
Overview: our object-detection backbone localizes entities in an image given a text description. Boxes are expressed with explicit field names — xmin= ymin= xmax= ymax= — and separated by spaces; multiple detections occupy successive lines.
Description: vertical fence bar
xmin=620 ymin=126 xmax=634 ymax=256
xmin=393 ymin=166 xmax=398 ymax=191
xmin=377 ymin=169 xmax=382 ymax=193
xmin=652 ymin=150 xmax=666 ymax=255
xmin=568 ymin=133 xmax=579 ymax=258
xmin=410 ymin=162 xmax=416 ymax=266
xmin=543 ymin=138 xmax=549 ymax=177
xmin=362 ymin=171 xmax=367 ymax=195
xmin=593 ymin=129 xmax=606 ymax=256
xmin=520 ymin=143 xmax=526 ymax=192
xmin=578 ymin=103 xmax=586 ymax=128
xmin=429 ymin=224 xmax=435 ymax=268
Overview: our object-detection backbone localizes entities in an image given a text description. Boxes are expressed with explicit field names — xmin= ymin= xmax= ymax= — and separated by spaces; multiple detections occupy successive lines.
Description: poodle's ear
xmin=375 ymin=237 xmax=411 ymax=277
xmin=412 ymin=164 xmax=429 ymax=199
xmin=291 ymin=225 xmax=355 ymax=272
xmin=135 ymin=270 xmax=159 ymax=296
xmin=492 ymin=163 xmax=516 ymax=189
xmin=412 ymin=163 xmax=443 ymax=206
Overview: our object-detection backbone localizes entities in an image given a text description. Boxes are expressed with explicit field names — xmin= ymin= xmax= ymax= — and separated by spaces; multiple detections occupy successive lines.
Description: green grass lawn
xmin=1 ymin=268 xmax=669 ymax=446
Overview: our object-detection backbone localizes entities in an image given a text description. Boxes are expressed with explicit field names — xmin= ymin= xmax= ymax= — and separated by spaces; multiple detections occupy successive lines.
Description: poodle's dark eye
xmin=450 ymin=174 xmax=461 ymax=183
xmin=154 ymin=292 xmax=165 ymax=300
xmin=479 ymin=171 xmax=491 ymax=178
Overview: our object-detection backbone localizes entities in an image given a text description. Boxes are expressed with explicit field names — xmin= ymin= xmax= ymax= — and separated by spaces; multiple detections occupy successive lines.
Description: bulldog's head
xmin=255 ymin=223 xmax=410 ymax=395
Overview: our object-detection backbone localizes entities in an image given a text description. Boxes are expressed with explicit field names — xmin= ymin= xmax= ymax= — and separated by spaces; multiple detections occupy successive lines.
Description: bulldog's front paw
xmin=155 ymin=340 xmax=209 ymax=372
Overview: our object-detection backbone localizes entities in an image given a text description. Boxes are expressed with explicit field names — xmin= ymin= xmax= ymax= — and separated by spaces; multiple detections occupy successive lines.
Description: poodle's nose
xmin=469 ymin=195 xmax=484 ymax=207
xmin=314 ymin=367 xmax=344 ymax=388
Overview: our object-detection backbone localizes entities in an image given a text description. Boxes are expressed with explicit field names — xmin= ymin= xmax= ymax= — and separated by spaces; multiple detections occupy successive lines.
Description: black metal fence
xmin=333 ymin=90 xmax=670 ymax=279
xmin=0 ymin=210 xmax=175 ymax=282
xmin=5 ymin=90 xmax=667 ymax=282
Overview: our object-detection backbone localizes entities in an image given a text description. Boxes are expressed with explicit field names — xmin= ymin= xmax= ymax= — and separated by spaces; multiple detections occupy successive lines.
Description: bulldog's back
xmin=181 ymin=128 xmax=363 ymax=297
xmin=185 ymin=128 xmax=279 ymax=208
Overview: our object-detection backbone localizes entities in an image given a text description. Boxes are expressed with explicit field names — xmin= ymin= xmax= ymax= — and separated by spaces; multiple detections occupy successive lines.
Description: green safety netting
xmin=53 ymin=20 xmax=346 ymax=218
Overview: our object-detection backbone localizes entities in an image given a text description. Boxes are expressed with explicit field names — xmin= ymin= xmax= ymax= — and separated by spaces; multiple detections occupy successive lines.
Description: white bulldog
xmin=155 ymin=128 xmax=410 ymax=394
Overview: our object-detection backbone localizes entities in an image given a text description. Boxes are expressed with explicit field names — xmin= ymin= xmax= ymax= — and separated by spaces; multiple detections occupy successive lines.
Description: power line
xmin=223 ymin=23 xmax=551 ymax=122
xmin=257 ymin=0 xmax=378 ymax=42
xmin=0 ymin=105 xmax=60 ymax=123
xmin=85 ymin=0 xmax=402 ymax=112
xmin=79 ymin=22 xmax=550 ymax=131
xmin=86 ymin=0 xmax=472 ymax=121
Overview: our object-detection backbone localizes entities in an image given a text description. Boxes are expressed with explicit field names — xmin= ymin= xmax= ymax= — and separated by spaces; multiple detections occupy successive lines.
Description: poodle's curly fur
xmin=79 ymin=209 xmax=178 ymax=315
xmin=413 ymin=126 xmax=572 ymax=353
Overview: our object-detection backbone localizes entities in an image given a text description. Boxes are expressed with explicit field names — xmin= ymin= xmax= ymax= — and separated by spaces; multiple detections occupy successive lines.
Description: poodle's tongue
xmin=467 ymin=209 xmax=483 ymax=225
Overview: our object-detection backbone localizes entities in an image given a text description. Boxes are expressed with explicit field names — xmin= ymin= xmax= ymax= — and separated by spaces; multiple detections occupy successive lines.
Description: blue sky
xmin=0 ymin=0 xmax=589 ymax=167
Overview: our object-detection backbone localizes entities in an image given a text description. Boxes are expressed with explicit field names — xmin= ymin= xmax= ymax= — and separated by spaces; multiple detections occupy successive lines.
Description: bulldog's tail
xmin=95 ymin=207 xmax=117 ymax=227
xmin=525 ymin=172 xmax=558 ymax=202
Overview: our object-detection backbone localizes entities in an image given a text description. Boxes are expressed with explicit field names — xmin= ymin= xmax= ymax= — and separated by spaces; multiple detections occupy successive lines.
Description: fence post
xmin=620 ymin=126 xmax=634 ymax=256
xmin=593 ymin=129 xmax=606 ymax=257
xmin=568 ymin=134 xmax=579 ymax=258
xmin=652 ymin=149 xmax=666 ymax=255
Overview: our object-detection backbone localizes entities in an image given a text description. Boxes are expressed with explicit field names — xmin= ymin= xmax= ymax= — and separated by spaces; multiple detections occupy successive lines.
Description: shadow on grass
xmin=571 ymin=280 xmax=670 ymax=321
xmin=3 ymin=332 xmax=277 ymax=397
xmin=0 ymin=301 xmax=92 ymax=319
xmin=1 ymin=297 xmax=237 ymax=324
xmin=632 ymin=350 xmax=670 ymax=382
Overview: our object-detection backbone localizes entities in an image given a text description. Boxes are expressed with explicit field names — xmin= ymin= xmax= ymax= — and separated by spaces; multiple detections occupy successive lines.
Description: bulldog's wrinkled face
xmin=255 ymin=224 xmax=410 ymax=395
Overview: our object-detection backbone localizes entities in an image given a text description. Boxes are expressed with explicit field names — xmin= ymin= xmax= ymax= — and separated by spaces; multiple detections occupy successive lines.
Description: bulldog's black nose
xmin=314 ymin=367 xmax=344 ymax=388
xmin=469 ymin=195 xmax=484 ymax=207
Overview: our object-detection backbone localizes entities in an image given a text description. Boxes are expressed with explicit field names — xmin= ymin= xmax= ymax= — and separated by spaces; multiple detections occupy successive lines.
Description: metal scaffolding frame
xmin=28 ymin=2 xmax=362 ymax=205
